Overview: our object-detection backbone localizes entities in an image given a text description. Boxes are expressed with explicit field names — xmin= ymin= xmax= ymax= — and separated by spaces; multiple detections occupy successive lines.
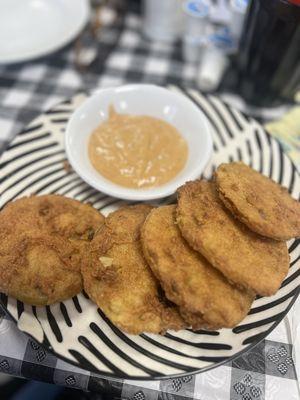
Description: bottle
xmin=182 ymin=0 xmax=210 ymax=63
xmin=235 ymin=0 xmax=300 ymax=108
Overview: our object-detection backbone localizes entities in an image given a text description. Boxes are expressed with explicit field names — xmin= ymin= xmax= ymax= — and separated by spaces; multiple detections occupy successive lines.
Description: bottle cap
xmin=183 ymin=0 xmax=210 ymax=18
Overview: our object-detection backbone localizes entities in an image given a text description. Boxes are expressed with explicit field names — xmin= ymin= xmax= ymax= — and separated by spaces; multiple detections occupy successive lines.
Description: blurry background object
xmin=209 ymin=0 xmax=231 ymax=24
xmin=196 ymin=27 xmax=233 ymax=91
xmin=229 ymin=0 xmax=248 ymax=42
xmin=176 ymin=0 xmax=250 ymax=90
xmin=265 ymin=105 xmax=300 ymax=165
xmin=183 ymin=0 xmax=210 ymax=38
xmin=235 ymin=0 xmax=300 ymax=108
xmin=74 ymin=0 xmax=121 ymax=70
xmin=142 ymin=0 xmax=183 ymax=42
xmin=0 ymin=0 xmax=90 ymax=64
xmin=182 ymin=0 xmax=210 ymax=63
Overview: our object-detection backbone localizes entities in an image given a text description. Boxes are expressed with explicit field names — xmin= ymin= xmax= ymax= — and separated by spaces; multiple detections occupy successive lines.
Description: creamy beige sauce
xmin=88 ymin=106 xmax=188 ymax=189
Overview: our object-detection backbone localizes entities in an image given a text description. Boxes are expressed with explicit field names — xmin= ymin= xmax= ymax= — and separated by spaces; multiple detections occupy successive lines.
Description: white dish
xmin=0 ymin=0 xmax=90 ymax=64
xmin=65 ymin=84 xmax=213 ymax=201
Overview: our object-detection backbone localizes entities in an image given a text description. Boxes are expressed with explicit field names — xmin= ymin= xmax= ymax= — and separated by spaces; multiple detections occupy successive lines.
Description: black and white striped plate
xmin=0 ymin=87 xmax=299 ymax=380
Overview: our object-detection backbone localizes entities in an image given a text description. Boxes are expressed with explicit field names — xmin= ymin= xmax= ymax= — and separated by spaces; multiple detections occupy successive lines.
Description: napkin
xmin=288 ymin=296 xmax=300 ymax=394
xmin=265 ymin=106 xmax=300 ymax=167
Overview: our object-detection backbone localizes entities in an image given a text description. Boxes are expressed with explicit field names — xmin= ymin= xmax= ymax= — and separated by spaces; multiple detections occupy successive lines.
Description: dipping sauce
xmin=88 ymin=106 xmax=188 ymax=189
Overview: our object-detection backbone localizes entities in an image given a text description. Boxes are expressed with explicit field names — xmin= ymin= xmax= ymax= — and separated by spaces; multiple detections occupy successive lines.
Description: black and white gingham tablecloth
xmin=0 ymin=6 xmax=299 ymax=399
xmin=0 ymin=304 xmax=298 ymax=399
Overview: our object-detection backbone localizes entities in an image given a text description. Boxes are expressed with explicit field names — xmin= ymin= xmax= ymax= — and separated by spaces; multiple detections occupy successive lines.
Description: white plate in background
xmin=0 ymin=0 xmax=90 ymax=64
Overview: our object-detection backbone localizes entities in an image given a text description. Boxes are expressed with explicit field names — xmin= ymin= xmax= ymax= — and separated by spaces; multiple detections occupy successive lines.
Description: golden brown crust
xmin=141 ymin=205 xmax=254 ymax=329
xmin=176 ymin=180 xmax=290 ymax=296
xmin=215 ymin=162 xmax=300 ymax=240
xmin=82 ymin=205 xmax=185 ymax=335
xmin=0 ymin=195 xmax=105 ymax=305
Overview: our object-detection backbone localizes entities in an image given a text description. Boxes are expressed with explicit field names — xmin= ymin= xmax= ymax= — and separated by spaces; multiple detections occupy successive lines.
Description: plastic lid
xmin=183 ymin=0 xmax=210 ymax=18
xmin=232 ymin=0 xmax=249 ymax=10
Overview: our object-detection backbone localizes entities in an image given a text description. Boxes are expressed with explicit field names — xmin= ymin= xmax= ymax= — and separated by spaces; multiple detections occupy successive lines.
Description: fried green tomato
xmin=177 ymin=181 xmax=290 ymax=296
xmin=141 ymin=205 xmax=254 ymax=329
xmin=215 ymin=162 xmax=300 ymax=240
xmin=0 ymin=195 xmax=104 ymax=305
xmin=82 ymin=205 xmax=185 ymax=335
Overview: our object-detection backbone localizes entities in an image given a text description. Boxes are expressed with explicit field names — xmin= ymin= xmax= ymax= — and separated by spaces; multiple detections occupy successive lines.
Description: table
xmin=0 ymin=5 xmax=299 ymax=400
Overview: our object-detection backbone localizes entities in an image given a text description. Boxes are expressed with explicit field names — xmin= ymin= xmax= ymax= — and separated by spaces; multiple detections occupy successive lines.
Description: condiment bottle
xmin=182 ymin=0 xmax=210 ymax=63
xmin=235 ymin=0 xmax=300 ymax=108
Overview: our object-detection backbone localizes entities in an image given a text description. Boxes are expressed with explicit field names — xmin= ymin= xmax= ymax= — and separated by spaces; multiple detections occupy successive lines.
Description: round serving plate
xmin=0 ymin=0 xmax=90 ymax=64
xmin=0 ymin=86 xmax=299 ymax=380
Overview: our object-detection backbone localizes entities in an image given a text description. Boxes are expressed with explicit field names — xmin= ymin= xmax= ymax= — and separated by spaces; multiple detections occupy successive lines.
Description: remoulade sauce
xmin=88 ymin=106 xmax=188 ymax=189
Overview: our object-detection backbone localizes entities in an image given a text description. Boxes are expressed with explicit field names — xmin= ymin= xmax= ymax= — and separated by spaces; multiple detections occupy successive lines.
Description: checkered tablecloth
xmin=0 ymin=306 xmax=298 ymax=399
xmin=0 ymin=5 xmax=299 ymax=400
